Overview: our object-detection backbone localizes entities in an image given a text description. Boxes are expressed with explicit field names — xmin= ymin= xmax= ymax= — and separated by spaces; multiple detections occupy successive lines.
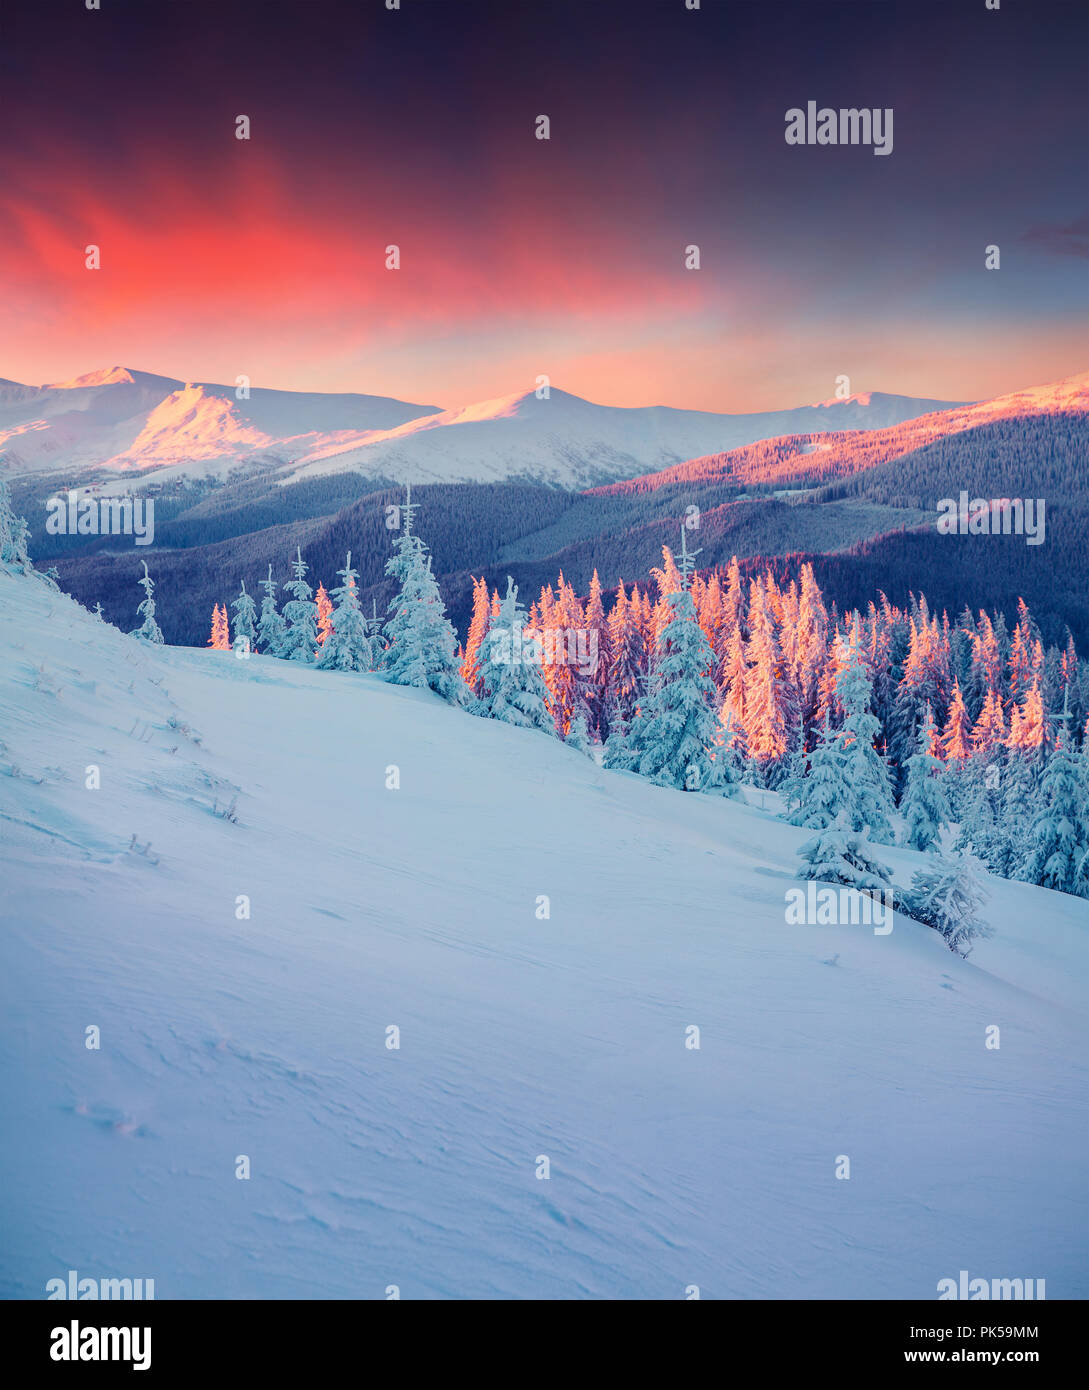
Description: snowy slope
xmin=284 ymin=386 xmax=964 ymax=488
xmin=0 ymin=368 xmax=441 ymax=481
xmin=0 ymin=572 xmax=1086 ymax=1299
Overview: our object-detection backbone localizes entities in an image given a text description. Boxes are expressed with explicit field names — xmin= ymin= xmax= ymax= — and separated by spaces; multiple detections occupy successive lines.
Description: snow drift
xmin=0 ymin=571 xmax=1085 ymax=1298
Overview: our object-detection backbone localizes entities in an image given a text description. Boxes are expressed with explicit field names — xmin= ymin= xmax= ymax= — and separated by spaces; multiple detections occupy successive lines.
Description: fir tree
xmin=796 ymin=828 xmax=893 ymax=897
xmin=783 ymin=714 xmax=852 ymax=830
xmin=0 ymin=480 xmax=32 ymax=570
xmin=565 ymin=711 xmax=594 ymax=755
xmin=952 ymin=754 xmax=1003 ymax=866
xmin=316 ymin=551 xmax=374 ymax=673
xmin=279 ymin=547 xmax=319 ymax=664
xmin=315 ymin=582 xmax=334 ymax=648
xmin=231 ymin=579 xmax=257 ymax=652
xmin=473 ymin=577 xmax=555 ymax=732
xmin=901 ymin=856 xmax=991 ymax=957
xmin=382 ymin=486 xmax=466 ymax=703
xmin=130 ymin=561 xmax=164 ymax=644
xmin=1018 ymin=708 xmax=1088 ymax=896
xmin=991 ymin=748 xmax=1040 ymax=878
xmin=256 ymin=564 xmax=286 ymax=655
xmin=742 ymin=578 xmax=791 ymax=776
xmin=900 ymin=704 xmax=951 ymax=851
xmin=607 ymin=531 xmax=739 ymax=797
xmin=836 ymin=629 xmax=896 ymax=844
xmin=940 ymin=678 xmax=971 ymax=762
xmin=208 ymin=603 xmax=230 ymax=651
xmin=461 ymin=575 xmax=491 ymax=693
xmin=607 ymin=580 xmax=645 ymax=727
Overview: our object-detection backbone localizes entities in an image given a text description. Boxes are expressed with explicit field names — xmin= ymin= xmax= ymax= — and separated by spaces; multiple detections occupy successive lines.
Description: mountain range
xmin=0 ymin=365 xmax=962 ymax=489
xmin=8 ymin=362 xmax=1089 ymax=656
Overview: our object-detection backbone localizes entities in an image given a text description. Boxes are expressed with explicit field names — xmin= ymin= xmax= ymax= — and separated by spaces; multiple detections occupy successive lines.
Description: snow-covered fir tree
xmin=208 ymin=603 xmax=230 ymax=651
xmin=279 ymin=547 xmax=319 ymax=664
xmin=836 ymin=628 xmax=895 ymax=843
xmin=782 ymin=713 xmax=853 ymax=829
xmin=460 ymin=575 xmax=491 ymax=693
xmin=315 ymin=582 xmax=334 ymax=648
xmin=565 ymin=711 xmax=594 ymax=756
xmin=231 ymin=579 xmax=257 ymax=652
xmin=952 ymin=753 xmax=1003 ymax=864
xmin=130 ymin=561 xmax=164 ymax=644
xmin=1018 ymin=704 xmax=1088 ymax=896
xmin=473 ymin=577 xmax=555 ymax=733
xmin=989 ymin=748 xmax=1040 ymax=878
xmin=796 ymin=827 xmax=893 ymax=897
xmin=899 ymin=704 xmax=951 ymax=851
xmin=256 ymin=564 xmax=286 ymax=655
xmin=382 ymin=486 xmax=466 ymax=703
xmin=316 ymin=551 xmax=374 ymax=673
xmin=901 ymin=855 xmax=991 ymax=957
xmin=0 ymin=480 xmax=31 ymax=570
xmin=606 ymin=530 xmax=740 ymax=797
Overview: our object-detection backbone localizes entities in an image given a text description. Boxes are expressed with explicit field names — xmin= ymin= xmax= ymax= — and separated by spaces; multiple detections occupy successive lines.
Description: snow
xmin=284 ymin=385 xmax=967 ymax=489
xmin=0 ymin=367 xmax=963 ymax=490
xmin=0 ymin=572 xmax=1086 ymax=1299
xmin=0 ymin=370 xmax=440 ymax=482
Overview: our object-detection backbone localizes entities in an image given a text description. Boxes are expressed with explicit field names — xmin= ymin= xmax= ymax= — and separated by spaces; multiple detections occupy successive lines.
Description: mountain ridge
xmin=0 ymin=365 xmax=965 ymax=489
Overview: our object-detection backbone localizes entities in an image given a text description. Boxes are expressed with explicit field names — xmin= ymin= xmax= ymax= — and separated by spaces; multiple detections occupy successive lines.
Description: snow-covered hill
xmin=0 ymin=571 xmax=1085 ymax=1299
xmin=0 ymin=368 xmax=441 ymax=481
xmin=284 ymin=385 xmax=964 ymax=488
xmin=0 ymin=366 xmax=959 ymax=489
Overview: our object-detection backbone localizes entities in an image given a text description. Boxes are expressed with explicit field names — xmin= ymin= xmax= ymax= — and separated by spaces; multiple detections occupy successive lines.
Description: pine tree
xmin=836 ymin=629 xmax=896 ymax=844
xmin=783 ymin=714 xmax=852 ymax=830
xmin=1018 ymin=708 xmax=1088 ymax=896
xmin=279 ymin=547 xmax=319 ymax=664
xmin=382 ymin=486 xmax=466 ymax=703
xmin=607 ymin=531 xmax=739 ymax=796
xmin=796 ymin=828 xmax=893 ymax=896
xmin=208 ymin=603 xmax=229 ymax=650
xmin=473 ymin=577 xmax=555 ymax=732
xmin=940 ymin=678 xmax=971 ymax=762
xmin=461 ymin=575 xmax=491 ymax=693
xmin=130 ymin=561 xmax=164 ymax=644
xmin=901 ymin=856 xmax=991 ymax=957
xmin=565 ymin=711 xmax=594 ymax=755
xmin=316 ymin=551 xmax=374 ymax=673
xmin=0 ymin=479 xmax=32 ymax=570
xmin=742 ymin=578 xmax=791 ymax=777
xmin=900 ymin=704 xmax=951 ymax=851
xmin=1008 ymin=679 xmax=1048 ymax=754
xmin=951 ymin=754 xmax=1000 ymax=864
xmin=257 ymin=564 xmax=286 ymax=655
xmin=584 ymin=569 xmax=611 ymax=739
xmin=231 ymin=579 xmax=257 ymax=652
xmin=990 ymin=748 xmax=1039 ymax=878
xmin=315 ymin=582 xmax=334 ymax=648
xmin=970 ymin=687 xmax=1006 ymax=753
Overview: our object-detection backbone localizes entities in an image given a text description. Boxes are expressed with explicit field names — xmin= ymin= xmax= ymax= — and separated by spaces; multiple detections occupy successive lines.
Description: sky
xmin=1 ymin=0 xmax=1086 ymax=412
